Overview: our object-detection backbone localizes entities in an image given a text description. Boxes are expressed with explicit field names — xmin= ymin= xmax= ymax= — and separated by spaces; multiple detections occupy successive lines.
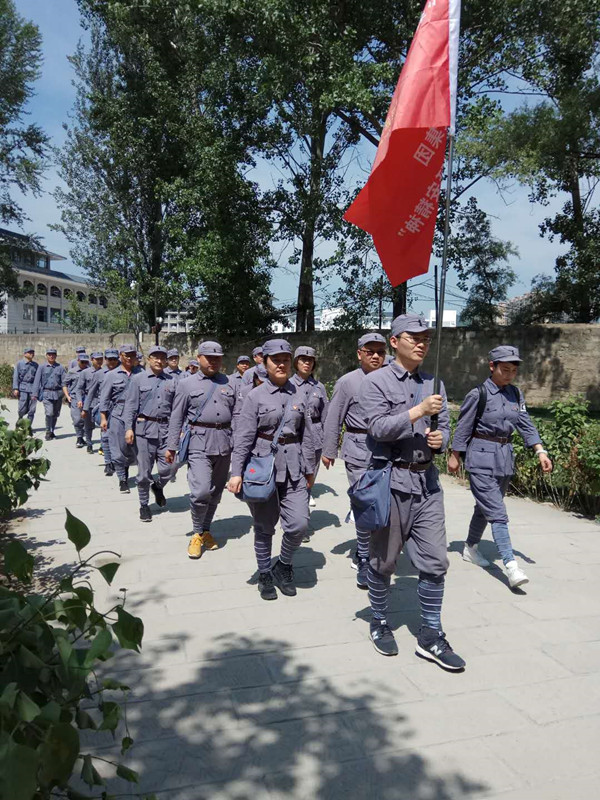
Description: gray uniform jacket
xmin=76 ymin=366 xmax=101 ymax=405
xmin=83 ymin=366 xmax=108 ymax=413
xmin=231 ymin=379 xmax=316 ymax=482
xmin=241 ymin=365 xmax=259 ymax=386
xmin=451 ymin=378 xmax=542 ymax=476
xmin=166 ymin=372 xmax=236 ymax=455
xmin=322 ymin=367 xmax=372 ymax=466
xmin=123 ymin=369 xmax=176 ymax=441
xmin=63 ymin=366 xmax=84 ymax=399
xmin=13 ymin=359 xmax=39 ymax=393
xmin=358 ymin=363 xmax=450 ymax=496
xmin=291 ymin=373 xmax=329 ymax=451
xmin=99 ymin=365 xmax=144 ymax=421
xmin=165 ymin=366 xmax=184 ymax=382
xmin=32 ymin=363 xmax=66 ymax=400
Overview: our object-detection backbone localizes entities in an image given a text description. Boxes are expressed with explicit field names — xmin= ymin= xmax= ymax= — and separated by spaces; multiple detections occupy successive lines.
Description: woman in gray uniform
xmin=291 ymin=346 xmax=329 ymax=508
xmin=227 ymin=339 xmax=315 ymax=601
xmin=448 ymin=345 xmax=553 ymax=588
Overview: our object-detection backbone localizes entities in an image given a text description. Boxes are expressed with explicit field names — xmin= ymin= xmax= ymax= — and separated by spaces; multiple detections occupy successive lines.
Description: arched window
xmin=99 ymin=295 xmax=108 ymax=308
xmin=22 ymin=280 xmax=34 ymax=293
xmin=37 ymin=283 xmax=47 ymax=296
xmin=76 ymin=291 xmax=86 ymax=302
xmin=88 ymin=294 xmax=97 ymax=305
xmin=50 ymin=285 xmax=61 ymax=298
xmin=63 ymin=288 xmax=72 ymax=299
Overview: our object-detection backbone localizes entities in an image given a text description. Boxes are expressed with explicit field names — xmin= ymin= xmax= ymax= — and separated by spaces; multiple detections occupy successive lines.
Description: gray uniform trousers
xmin=467 ymin=474 xmax=511 ymax=539
xmin=108 ymin=417 xmax=137 ymax=481
xmin=70 ymin=399 xmax=84 ymax=439
xmin=248 ymin=478 xmax=310 ymax=543
xmin=187 ymin=452 xmax=231 ymax=532
xmin=370 ymin=487 xmax=449 ymax=579
xmin=18 ymin=393 xmax=36 ymax=422
xmin=83 ymin=412 xmax=95 ymax=446
xmin=43 ymin=397 xmax=63 ymax=432
xmin=136 ymin=434 xmax=175 ymax=506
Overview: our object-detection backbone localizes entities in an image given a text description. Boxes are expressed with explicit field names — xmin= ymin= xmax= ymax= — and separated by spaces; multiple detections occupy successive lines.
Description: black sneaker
xmin=50 ymin=432 xmax=56 ymax=439
xmin=139 ymin=505 xmax=152 ymax=523
xmin=415 ymin=627 xmax=466 ymax=671
xmin=350 ymin=550 xmax=360 ymax=571
xmin=119 ymin=479 xmax=130 ymax=494
xmin=272 ymin=559 xmax=296 ymax=597
xmin=86 ymin=445 xmax=93 ymax=454
xmin=76 ymin=437 xmax=85 ymax=448
xmin=356 ymin=557 xmax=369 ymax=590
xmin=150 ymin=481 xmax=167 ymax=507
xmin=258 ymin=571 xmax=277 ymax=601
xmin=370 ymin=619 xmax=398 ymax=656
xmin=45 ymin=431 xmax=52 ymax=441
xmin=104 ymin=463 xmax=115 ymax=477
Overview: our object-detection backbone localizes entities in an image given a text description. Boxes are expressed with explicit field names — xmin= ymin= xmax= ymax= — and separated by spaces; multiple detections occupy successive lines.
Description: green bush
xmin=0 ymin=364 xmax=13 ymax=398
xmin=440 ymin=395 xmax=600 ymax=518
xmin=0 ymin=511 xmax=154 ymax=800
xmin=0 ymin=410 xmax=50 ymax=518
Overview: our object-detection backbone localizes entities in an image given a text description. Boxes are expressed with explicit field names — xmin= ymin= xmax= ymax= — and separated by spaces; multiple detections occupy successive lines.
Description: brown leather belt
xmin=346 ymin=426 xmax=368 ymax=434
xmin=472 ymin=433 xmax=512 ymax=444
xmin=190 ymin=421 xmax=231 ymax=430
xmin=396 ymin=461 xmax=432 ymax=472
xmin=138 ymin=414 xmax=168 ymax=423
xmin=257 ymin=432 xmax=300 ymax=444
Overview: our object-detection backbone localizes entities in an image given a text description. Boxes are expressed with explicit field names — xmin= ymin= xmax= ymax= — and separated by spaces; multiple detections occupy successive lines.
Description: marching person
xmin=241 ymin=346 xmax=264 ymax=385
xmin=448 ymin=345 xmax=553 ymax=588
xmin=166 ymin=341 xmax=236 ymax=558
xmin=358 ymin=314 xmax=465 ymax=671
xmin=229 ymin=356 xmax=252 ymax=431
xmin=123 ymin=346 xmax=176 ymax=522
xmin=12 ymin=347 xmax=39 ymax=425
xmin=77 ymin=351 xmax=104 ymax=454
xmin=69 ymin=346 xmax=87 ymax=369
xmin=292 ymin=346 xmax=328 ymax=508
xmin=83 ymin=348 xmax=119 ymax=475
xmin=99 ymin=344 xmax=142 ymax=493
xmin=321 ymin=332 xmax=387 ymax=587
xmin=165 ymin=349 xmax=184 ymax=380
xmin=182 ymin=358 xmax=199 ymax=379
xmin=32 ymin=348 xmax=66 ymax=440
xmin=63 ymin=353 xmax=90 ymax=448
xmin=227 ymin=339 xmax=315 ymax=601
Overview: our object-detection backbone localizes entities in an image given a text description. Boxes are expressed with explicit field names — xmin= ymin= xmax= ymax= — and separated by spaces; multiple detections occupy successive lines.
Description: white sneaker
xmin=308 ymin=496 xmax=316 ymax=508
xmin=462 ymin=543 xmax=491 ymax=568
xmin=505 ymin=560 xmax=529 ymax=588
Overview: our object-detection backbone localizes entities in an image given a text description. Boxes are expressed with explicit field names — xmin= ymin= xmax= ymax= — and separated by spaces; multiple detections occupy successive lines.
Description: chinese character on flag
xmin=344 ymin=0 xmax=461 ymax=287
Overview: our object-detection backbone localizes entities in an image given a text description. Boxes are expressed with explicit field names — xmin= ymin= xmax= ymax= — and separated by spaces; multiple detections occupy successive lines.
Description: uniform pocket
xmin=466 ymin=439 xmax=496 ymax=471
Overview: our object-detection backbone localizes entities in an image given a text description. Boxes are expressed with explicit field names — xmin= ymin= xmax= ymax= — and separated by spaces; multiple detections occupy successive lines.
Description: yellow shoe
xmin=201 ymin=531 xmax=218 ymax=551
xmin=187 ymin=533 xmax=203 ymax=559
xmin=98 ymin=447 xmax=104 ymax=456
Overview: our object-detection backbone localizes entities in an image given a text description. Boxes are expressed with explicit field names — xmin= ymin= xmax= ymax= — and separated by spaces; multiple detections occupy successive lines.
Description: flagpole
xmin=433 ymin=132 xmax=455 ymax=394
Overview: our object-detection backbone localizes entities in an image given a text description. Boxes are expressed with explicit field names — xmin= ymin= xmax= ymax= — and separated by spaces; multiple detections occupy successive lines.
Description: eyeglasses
xmin=401 ymin=334 xmax=433 ymax=345
xmin=360 ymin=348 xmax=387 ymax=357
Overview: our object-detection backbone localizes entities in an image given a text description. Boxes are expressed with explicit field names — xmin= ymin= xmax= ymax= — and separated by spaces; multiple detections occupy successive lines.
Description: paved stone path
xmin=4 ymin=397 xmax=600 ymax=799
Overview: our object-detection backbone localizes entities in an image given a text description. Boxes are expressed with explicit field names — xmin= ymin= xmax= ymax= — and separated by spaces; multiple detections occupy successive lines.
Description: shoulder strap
xmin=189 ymin=379 xmax=218 ymax=424
xmin=470 ymin=384 xmax=487 ymax=440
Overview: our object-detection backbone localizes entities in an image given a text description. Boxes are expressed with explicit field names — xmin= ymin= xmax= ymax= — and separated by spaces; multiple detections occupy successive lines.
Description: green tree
xmin=0 ymin=0 xmax=49 ymax=314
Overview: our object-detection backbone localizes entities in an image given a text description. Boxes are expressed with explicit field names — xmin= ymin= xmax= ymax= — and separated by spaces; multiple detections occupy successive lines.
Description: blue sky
xmin=12 ymin=0 xmax=567 ymax=318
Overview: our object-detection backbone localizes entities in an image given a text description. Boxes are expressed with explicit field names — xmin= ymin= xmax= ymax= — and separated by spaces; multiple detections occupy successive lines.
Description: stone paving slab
xmin=3 ymin=397 xmax=600 ymax=799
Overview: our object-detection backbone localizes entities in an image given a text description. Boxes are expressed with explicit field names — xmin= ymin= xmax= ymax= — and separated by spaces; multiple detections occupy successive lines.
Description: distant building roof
xmin=18 ymin=264 xmax=87 ymax=285
xmin=0 ymin=227 xmax=66 ymax=261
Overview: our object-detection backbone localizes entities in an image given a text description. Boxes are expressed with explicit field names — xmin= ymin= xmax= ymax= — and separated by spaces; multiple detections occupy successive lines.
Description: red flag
xmin=344 ymin=0 xmax=461 ymax=287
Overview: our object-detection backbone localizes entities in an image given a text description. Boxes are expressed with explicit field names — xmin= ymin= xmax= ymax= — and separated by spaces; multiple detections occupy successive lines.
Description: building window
xmin=50 ymin=285 xmax=61 ymax=298
xmin=37 ymin=256 xmax=47 ymax=269
xmin=37 ymin=306 xmax=48 ymax=323
xmin=88 ymin=294 xmax=97 ymax=305
xmin=12 ymin=249 xmax=22 ymax=263
xmin=76 ymin=291 xmax=86 ymax=302
xmin=23 ymin=304 xmax=34 ymax=321
xmin=99 ymin=295 xmax=107 ymax=308
xmin=37 ymin=283 xmax=47 ymax=296
xmin=64 ymin=288 xmax=72 ymax=299
xmin=24 ymin=253 xmax=35 ymax=266
xmin=50 ymin=308 xmax=61 ymax=324
xmin=23 ymin=280 xmax=34 ymax=293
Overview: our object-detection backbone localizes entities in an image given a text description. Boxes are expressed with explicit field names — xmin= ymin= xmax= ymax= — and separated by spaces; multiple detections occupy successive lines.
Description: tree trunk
xmin=296 ymin=114 xmax=327 ymax=333
xmin=391 ymin=283 xmax=407 ymax=317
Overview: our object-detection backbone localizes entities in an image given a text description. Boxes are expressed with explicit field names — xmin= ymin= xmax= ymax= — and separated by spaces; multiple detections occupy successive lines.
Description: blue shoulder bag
xmin=242 ymin=393 xmax=293 ymax=503
xmin=177 ymin=381 xmax=217 ymax=465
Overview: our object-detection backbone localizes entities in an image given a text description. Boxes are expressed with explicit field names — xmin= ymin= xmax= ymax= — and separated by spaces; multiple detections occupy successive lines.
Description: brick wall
xmin=1 ymin=325 xmax=599 ymax=408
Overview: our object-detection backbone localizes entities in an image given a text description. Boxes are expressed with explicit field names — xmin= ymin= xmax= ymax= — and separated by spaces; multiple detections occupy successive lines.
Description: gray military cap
xmin=136 ymin=351 xmax=143 ymax=360
xmin=46 ymin=348 xmax=57 ymax=355
xmin=237 ymin=355 xmax=251 ymax=364
xmin=23 ymin=346 xmax=34 ymax=354
xmin=252 ymin=346 xmax=263 ymax=357
xmin=263 ymin=339 xmax=292 ymax=356
xmin=78 ymin=354 xmax=90 ymax=363
xmin=105 ymin=348 xmax=119 ymax=359
xmin=390 ymin=313 xmax=429 ymax=336
xmin=489 ymin=345 xmax=522 ymax=363
xmin=294 ymin=346 xmax=316 ymax=360
xmin=75 ymin=346 xmax=86 ymax=354
xmin=119 ymin=343 xmax=136 ymax=354
xmin=149 ymin=345 xmax=167 ymax=356
xmin=187 ymin=359 xmax=199 ymax=367
xmin=198 ymin=341 xmax=224 ymax=356
xmin=255 ymin=363 xmax=268 ymax=380
xmin=90 ymin=351 xmax=103 ymax=359
xmin=166 ymin=348 xmax=179 ymax=358
xmin=357 ymin=332 xmax=386 ymax=348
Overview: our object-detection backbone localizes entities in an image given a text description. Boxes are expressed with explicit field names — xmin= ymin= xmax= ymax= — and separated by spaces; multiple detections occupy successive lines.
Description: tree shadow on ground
xmin=88 ymin=632 xmax=488 ymax=799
